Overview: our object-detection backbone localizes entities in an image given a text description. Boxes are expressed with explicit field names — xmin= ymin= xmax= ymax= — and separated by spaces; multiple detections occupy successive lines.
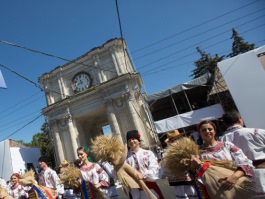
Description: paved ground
xmin=116 ymin=179 xmax=175 ymax=199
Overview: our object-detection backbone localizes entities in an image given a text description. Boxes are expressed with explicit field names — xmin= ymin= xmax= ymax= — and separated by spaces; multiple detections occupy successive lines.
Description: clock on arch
xmin=71 ymin=72 xmax=92 ymax=92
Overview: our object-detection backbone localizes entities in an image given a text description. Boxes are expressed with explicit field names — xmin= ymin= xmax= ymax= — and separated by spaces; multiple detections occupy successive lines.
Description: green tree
xmin=30 ymin=123 xmax=56 ymax=168
xmin=228 ymin=28 xmax=255 ymax=58
xmin=191 ymin=47 xmax=224 ymax=79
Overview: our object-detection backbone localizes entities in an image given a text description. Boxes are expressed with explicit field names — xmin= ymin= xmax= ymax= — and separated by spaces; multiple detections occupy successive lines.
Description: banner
xmin=0 ymin=69 xmax=7 ymax=88
xmin=218 ymin=45 xmax=265 ymax=129
xmin=154 ymin=104 xmax=224 ymax=133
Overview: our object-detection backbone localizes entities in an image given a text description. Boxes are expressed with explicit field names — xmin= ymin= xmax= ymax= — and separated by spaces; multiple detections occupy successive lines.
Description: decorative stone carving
xmin=134 ymin=91 xmax=142 ymax=102
xmin=115 ymin=97 xmax=123 ymax=108
xmin=59 ymin=114 xmax=72 ymax=127
xmin=57 ymin=72 xmax=63 ymax=78
xmin=93 ymin=54 xmax=100 ymax=61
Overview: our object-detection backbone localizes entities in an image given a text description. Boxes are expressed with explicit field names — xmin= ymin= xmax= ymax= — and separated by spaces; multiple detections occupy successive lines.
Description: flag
xmin=0 ymin=69 xmax=7 ymax=88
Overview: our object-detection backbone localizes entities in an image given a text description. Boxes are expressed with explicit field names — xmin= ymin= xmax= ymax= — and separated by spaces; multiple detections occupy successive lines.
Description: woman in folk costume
xmin=76 ymin=146 xmax=110 ymax=199
xmin=58 ymin=160 xmax=102 ymax=199
xmin=197 ymin=120 xmax=254 ymax=191
xmin=159 ymin=130 xmax=198 ymax=199
xmin=0 ymin=178 xmax=13 ymax=199
xmin=19 ymin=170 xmax=55 ymax=199
xmin=8 ymin=173 xmax=28 ymax=199
xmin=163 ymin=135 xmax=255 ymax=198
xmin=100 ymin=162 xmax=119 ymax=199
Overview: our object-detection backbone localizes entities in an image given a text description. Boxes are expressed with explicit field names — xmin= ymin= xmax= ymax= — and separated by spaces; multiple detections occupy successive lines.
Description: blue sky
xmin=0 ymin=0 xmax=264 ymax=143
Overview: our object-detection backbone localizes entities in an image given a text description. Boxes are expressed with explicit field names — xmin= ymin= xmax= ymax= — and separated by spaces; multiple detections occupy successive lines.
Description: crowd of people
xmin=0 ymin=110 xmax=264 ymax=199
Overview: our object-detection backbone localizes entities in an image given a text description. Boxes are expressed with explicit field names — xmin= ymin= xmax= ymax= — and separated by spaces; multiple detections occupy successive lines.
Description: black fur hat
xmin=126 ymin=130 xmax=141 ymax=142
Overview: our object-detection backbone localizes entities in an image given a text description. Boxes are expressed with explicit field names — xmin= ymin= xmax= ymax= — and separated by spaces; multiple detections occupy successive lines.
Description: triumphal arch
xmin=39 ymin=38 xmax=159 ymax=163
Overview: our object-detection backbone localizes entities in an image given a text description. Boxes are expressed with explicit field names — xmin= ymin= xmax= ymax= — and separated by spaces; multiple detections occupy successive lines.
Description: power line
xmin=142 ymin=34 xmax=265 ymax=77
xmin=141 ymin=23 xmax=265 ymax=77
xmin=131 ymin=0 xmax=261 ymax=54
xmin=115 ymin=0 xmax=153 ymax=135
xmin=1 ymin=114 xmax=43 ymax=141
xmin=0 ymin=111 xmax=41 ymax=132
xmin=0 ymin=64 xmax=67 ymax=139
xmin=138 ymin=15 xmax=265 ymax=71
xmin=0 ymin=63 xmax=70 ymax=97
xmin=0 ymin=2 xmax=262 ymax=78
xmin=115 ymin=0 xmax=131 ymax=74
xmin=0 ymin=63 xmax=43 ymax=90
xmin=0 ymin=91 xmax=41 ymax=113
xmin=1 ymin=4 xmax=263 ymax=80
xmin=1 ymin=7 xmax=262 ymax=98
xmin=0 ymin=40 xmax=117 ymax=74
xmin=142 ymin=37 xmax=265 ymax=77
xmin=0 ymin=94 xmax=43 ymax=120
xmin=115 ymin=0 xmax=124 ymax=40
xmin=134 ymin=7 xmax=265 ymax=61
xmin=0 ymin=94 xmax=68 ymax=141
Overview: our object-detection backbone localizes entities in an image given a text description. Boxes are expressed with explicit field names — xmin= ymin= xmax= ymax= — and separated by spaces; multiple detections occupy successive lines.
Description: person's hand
xmin=219 ymin=174 xmax=239 ymax=190
xmin=94 ymin=183 xmax=101 ymax=189
xmin=76 ymin=177 xmax=81 ymax=186
xmin=134 ymin=170 xmax=144 ymax=180
xmin=190 ymin=155 xmax=202 ymax=172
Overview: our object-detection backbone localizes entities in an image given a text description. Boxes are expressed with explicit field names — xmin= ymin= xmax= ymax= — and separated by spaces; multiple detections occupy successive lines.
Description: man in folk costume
xmin=126 ymin=130 xmax=164 ymax=199
xmin=38 ymin=156 xmax=61 ymax=198
xmin=221 ymin=110 xmax=265 ymax=198
xmin=159 ymin=130 xmax=198 ymax=199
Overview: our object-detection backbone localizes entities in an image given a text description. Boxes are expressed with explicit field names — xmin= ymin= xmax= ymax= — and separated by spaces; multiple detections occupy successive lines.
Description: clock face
xmin=72 ymin=72 xmax=92 ymax=92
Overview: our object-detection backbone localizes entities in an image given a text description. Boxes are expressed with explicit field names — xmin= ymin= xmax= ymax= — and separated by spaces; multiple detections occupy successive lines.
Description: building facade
xmin=38 ymin=38 xmax=159 ymax=164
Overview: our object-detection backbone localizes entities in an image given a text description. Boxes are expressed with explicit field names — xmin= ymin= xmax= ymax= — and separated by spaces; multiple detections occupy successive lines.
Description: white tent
xmin=0 ymin=140 xmax=41 ymax=181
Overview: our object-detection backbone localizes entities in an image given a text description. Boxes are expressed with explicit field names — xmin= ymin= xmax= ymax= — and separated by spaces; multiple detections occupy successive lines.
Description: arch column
xmin=57 ymin=71 xmax=68 ymax=99
xmin=93 ymin=54 xmax=106 ymax=82
xmin=125 ymin=93 xmax=144 ymax=132
xmin=105 ymin=99 xmax=123 ymax=142
xmin=64 ymin=114 xmax=79 ymax=160
xmin=44 ymin=79 xmax=53 ymax=105
xmin=110 ymin=46 xmax=123 ymax=74
xmin=49 ymin=120 xmax=65 ymax=164
xmin=124 ymin=92 xmax=152 ymax=147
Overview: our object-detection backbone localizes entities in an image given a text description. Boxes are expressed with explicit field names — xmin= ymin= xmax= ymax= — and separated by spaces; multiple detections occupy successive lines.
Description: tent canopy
xmin=147 ymin=73 xmax=212 ymax=103
xmin=145 ymin=73 xmax=224 ymax=133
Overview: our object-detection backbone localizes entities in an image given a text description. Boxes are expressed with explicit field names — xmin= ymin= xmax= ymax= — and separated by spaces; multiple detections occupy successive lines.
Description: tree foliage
xmin=30 ymin=123 xmax=55 ymax=168
xmin=191 ymin=28 xmax=256 ymax=78
xmin=228 ymin=28 xmax=255 ymax=58
xmin=191 ymin=47 xmax=224 ymax=79
xmin=190 ymin=28 xmax=256 ymax=112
